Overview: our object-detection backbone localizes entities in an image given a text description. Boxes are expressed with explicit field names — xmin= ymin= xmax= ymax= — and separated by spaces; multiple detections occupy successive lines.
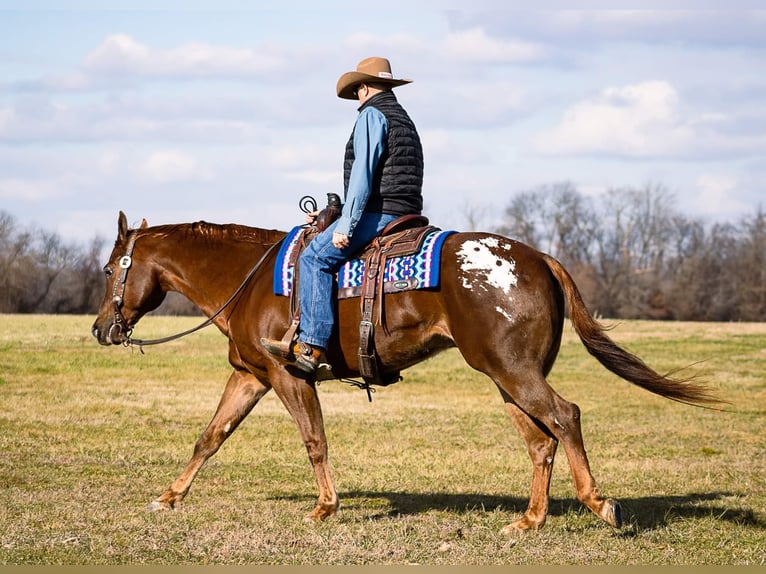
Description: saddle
xmin=281 ymin=203 xmax=437 ymax=389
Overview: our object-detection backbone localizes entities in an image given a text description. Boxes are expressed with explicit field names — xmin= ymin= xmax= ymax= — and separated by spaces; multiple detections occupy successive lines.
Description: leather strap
xmin=358 ymin=237 xmax=382 ymax=382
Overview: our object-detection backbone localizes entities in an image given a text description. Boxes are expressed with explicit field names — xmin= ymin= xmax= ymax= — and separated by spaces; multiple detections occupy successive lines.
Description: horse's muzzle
xmin=91 ymin=320 xmax=127 ymax=346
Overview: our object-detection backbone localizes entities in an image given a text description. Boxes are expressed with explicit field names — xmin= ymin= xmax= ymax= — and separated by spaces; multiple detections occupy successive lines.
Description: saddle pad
xmin=273 ymin=225 xmax=455 ymax=298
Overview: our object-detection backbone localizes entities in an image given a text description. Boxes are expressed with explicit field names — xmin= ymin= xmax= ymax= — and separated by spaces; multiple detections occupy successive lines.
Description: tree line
xmin=1 ymin=184 xmax=764 ymax=321
xmin=0 ymin=211 xmax=104 ymax=315
xmin=494 ymin=182 xmax=765 ymax=322
xmin=0 ymin=210 xmax=197 ymax=316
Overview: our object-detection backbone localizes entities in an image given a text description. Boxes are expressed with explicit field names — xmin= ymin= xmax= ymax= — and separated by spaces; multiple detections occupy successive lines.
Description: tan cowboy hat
xmin=336 ymin=56 xmax=413 ymax=100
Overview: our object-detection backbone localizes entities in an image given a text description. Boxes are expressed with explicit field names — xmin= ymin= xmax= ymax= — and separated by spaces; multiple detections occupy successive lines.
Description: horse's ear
xmin=140 ymin=218 xmax=148 ymax=229
xmin=118 ymin=211 xmax=128 ymax=241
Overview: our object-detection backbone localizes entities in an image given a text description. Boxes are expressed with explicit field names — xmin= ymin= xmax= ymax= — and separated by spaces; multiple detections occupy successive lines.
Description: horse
xmin=91 ymin=211 xmax=719 ymax=533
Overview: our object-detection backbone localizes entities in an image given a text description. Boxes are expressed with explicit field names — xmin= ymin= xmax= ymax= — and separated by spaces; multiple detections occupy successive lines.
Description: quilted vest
xmin=343 ymin=91 xmax=424 ymax=216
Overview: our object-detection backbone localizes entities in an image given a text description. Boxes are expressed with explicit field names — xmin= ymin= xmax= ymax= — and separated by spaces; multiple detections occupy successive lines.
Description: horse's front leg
xmin=148 ymin=368 xmax=270 ymax=511
xmin=270 ymin=370 xmax=339 ymax=521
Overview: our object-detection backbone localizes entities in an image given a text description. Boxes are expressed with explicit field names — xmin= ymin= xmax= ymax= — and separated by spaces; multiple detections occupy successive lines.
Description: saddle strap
xmin=358 ymin=240 xmax=383 ymax=383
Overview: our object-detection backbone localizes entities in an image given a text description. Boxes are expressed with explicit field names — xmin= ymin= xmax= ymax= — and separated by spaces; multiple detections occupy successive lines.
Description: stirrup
xmin=262 ymin=318 xmax=300 ymax=359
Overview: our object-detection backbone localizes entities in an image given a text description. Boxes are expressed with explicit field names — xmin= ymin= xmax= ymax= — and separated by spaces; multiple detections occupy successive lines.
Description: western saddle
xmin=278 ymin=196 xmax=438 ymax=391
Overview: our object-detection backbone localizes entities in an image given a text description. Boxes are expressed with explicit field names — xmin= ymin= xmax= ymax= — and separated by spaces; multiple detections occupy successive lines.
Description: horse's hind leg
xmin=148 ymin=368 xmax=270 ymax=511
xmin=498 ymin=389 xmax=558 ymax=532
xmin=495 ymin=367 xmax=622 ymax=530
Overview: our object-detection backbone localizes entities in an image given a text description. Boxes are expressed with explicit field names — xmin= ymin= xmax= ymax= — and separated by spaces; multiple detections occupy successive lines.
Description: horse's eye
xmin=104 ymin=267 xmax=114 ymax=278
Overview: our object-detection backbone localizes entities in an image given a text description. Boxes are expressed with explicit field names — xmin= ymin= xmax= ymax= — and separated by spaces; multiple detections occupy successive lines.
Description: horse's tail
xmin=541 ymin=253 xmax=721 ymax=408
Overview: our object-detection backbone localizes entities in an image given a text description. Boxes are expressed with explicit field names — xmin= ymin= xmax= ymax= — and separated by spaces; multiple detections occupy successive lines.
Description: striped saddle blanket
xmin=273 ymin=225 xmax=455 ymax=299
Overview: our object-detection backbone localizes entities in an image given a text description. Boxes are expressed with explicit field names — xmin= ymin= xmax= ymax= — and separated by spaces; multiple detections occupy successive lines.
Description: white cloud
xmin=533 ymin=80 xmax=696 ymax=158
xmin=139 ymin=150 xmax=212 ymax=183
xmin=534 ymin=79 xmax=766 ymax=160
xmin=450 ymin=10 xmax=766 ymax=49
xmin=444 ymin=27 xmax=546 ymax=63
xmin=84 ymin=33 xmax=288 ymax=78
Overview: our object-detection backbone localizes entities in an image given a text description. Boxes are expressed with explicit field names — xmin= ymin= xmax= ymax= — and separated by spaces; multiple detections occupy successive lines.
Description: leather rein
xmin=111 ymin=231 xmax=283 ymax=350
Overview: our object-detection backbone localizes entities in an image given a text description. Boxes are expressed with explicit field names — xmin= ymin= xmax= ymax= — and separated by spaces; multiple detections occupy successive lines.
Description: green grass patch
xmin=0 ymin=314 xmax=764 ymax=564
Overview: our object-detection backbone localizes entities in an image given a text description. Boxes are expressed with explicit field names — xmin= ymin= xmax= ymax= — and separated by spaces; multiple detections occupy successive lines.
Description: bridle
xmin=108 ymin=230 xmax=283 ymax=350
xmin=109 ymin=232 xmax=138 ymax=345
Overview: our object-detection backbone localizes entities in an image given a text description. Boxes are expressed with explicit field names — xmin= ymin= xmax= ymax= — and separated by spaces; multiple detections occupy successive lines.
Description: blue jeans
xmin=298 ymin=212 xmax=398 ymax=349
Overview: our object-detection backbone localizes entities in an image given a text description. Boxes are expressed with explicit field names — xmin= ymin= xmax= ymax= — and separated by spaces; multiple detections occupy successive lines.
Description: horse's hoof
xmin=146 ymin=500 xmax=172 ymax=512
xmin=605 ymin=499 xmax=622 ymax=528
xmin=499 ymin=524 xmax=521 ymax=536
xmin=500 ymin=515 xmax=544 ymax=535
xmin=304 ymin=502 xmax=339 ymax=523
xmin=304 ymin=510 xmax=330 ymax=523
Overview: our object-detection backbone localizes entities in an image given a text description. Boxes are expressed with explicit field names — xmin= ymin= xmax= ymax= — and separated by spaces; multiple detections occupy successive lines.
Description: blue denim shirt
xmin=334 ymin=106 xmax=388 ymax=237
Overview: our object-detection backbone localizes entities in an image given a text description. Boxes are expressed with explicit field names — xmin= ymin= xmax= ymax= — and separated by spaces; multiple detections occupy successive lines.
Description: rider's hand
xmin=332 ymin=232 xmax=350 ymax=249
xmin=306 ymin=210 xmax=319 ymax=225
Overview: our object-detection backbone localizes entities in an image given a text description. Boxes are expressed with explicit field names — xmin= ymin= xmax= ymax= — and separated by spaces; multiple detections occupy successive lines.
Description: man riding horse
xmin=262 ymin=56 xmax=424 ymax=375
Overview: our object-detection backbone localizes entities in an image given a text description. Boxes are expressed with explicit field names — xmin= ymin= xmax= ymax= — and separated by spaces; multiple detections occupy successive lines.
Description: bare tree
xmin=591 ymin=183 xmax=676 ymax=318
xmin=461 ymin=200 xmax=493 ymax=232
xmin=19 ymin=229 xmax=80 ymax=313
xmin=496 ymin=181 xmax=597 ymax=267
xmin=0 ymin=212 xmax=35 ymax=313
xmin=57 ymin=235 xmax=107 ymax=314
xmin=736 ymin=207 xmax=766 ymax=320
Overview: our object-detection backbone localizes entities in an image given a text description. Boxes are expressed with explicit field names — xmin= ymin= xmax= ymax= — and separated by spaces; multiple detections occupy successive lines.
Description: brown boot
xmin=291 ymin=341 xmax=327 ymax=374
xmin=261 ymin=338 xmax=327 ymax=375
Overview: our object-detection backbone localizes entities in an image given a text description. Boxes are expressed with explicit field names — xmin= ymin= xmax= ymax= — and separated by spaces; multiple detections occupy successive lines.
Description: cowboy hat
xmin=336 ymin=56 xmax=413 ymax=100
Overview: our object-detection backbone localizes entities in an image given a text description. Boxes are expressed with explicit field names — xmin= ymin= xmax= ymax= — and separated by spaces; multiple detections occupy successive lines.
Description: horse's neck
xmin=151 ymin=225 xmax=282 ymax=318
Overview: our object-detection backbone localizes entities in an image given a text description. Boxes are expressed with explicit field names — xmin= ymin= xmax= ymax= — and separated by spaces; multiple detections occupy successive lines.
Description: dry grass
xmin=0 ymin=314 xmax=764 ymax=565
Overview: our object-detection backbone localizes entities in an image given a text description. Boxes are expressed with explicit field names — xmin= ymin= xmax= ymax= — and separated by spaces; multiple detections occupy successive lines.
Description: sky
xmin=1 ymin=2 xmax=765 ymax=249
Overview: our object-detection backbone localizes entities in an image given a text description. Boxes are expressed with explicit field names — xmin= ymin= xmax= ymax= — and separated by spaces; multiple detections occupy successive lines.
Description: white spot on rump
xmin=457 ymin=237 xmax=518 ymax=294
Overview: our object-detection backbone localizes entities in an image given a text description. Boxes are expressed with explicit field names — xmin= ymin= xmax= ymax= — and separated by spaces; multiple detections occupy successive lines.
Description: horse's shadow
xmin=276 ymin=490 xmax=764 ymax=533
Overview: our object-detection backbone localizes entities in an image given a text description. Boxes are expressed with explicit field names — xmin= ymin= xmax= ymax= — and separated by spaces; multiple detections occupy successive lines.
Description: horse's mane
xmin=142 ymin=221 xmax=288 ymax=245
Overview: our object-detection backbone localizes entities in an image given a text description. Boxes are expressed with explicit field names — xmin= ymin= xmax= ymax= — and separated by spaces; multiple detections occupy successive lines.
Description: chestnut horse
xmin=92 ymin=211 xmax=717 ymax=533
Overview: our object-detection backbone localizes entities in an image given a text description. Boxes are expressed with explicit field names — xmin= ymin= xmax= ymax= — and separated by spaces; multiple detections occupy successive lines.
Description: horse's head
xmin=91 ymin=211 xmax=168 ymax=346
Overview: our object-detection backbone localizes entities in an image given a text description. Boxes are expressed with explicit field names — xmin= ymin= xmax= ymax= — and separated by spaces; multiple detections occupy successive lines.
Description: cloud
xmin=84 ymin=33 xmax=289 ymax=78
xmin=0 ymin=91 xmax=274 ymax=144
xmin=534 ymin=79 xmax=766 ymax=160
xmin=443 ymin=27 xmax=547 ymax=63
xmin=139 ymin=150 xmax=213 ymax=183
xmin=533 ymin=80 xmax=706 ymax=158
xmin=448 ymin=10 xmax=766 ymax=49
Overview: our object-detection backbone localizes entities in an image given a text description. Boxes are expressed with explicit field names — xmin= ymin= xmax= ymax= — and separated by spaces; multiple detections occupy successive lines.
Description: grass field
xmin=0 ymin=314 xmax=764 ymax=565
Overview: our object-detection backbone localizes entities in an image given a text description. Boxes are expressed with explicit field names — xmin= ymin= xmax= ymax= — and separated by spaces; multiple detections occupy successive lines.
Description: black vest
xmin=343 ymin=91 xmax=423 ymax=216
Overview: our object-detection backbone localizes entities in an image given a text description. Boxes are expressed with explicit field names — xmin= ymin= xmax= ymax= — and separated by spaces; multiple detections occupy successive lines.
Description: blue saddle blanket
xmin=273 ymin=225 xmax=455 ymax=298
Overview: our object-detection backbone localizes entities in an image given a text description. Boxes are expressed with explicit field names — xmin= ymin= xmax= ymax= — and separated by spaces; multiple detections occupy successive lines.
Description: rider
xmin=262 ymin=56 xmax=424 ymax=374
